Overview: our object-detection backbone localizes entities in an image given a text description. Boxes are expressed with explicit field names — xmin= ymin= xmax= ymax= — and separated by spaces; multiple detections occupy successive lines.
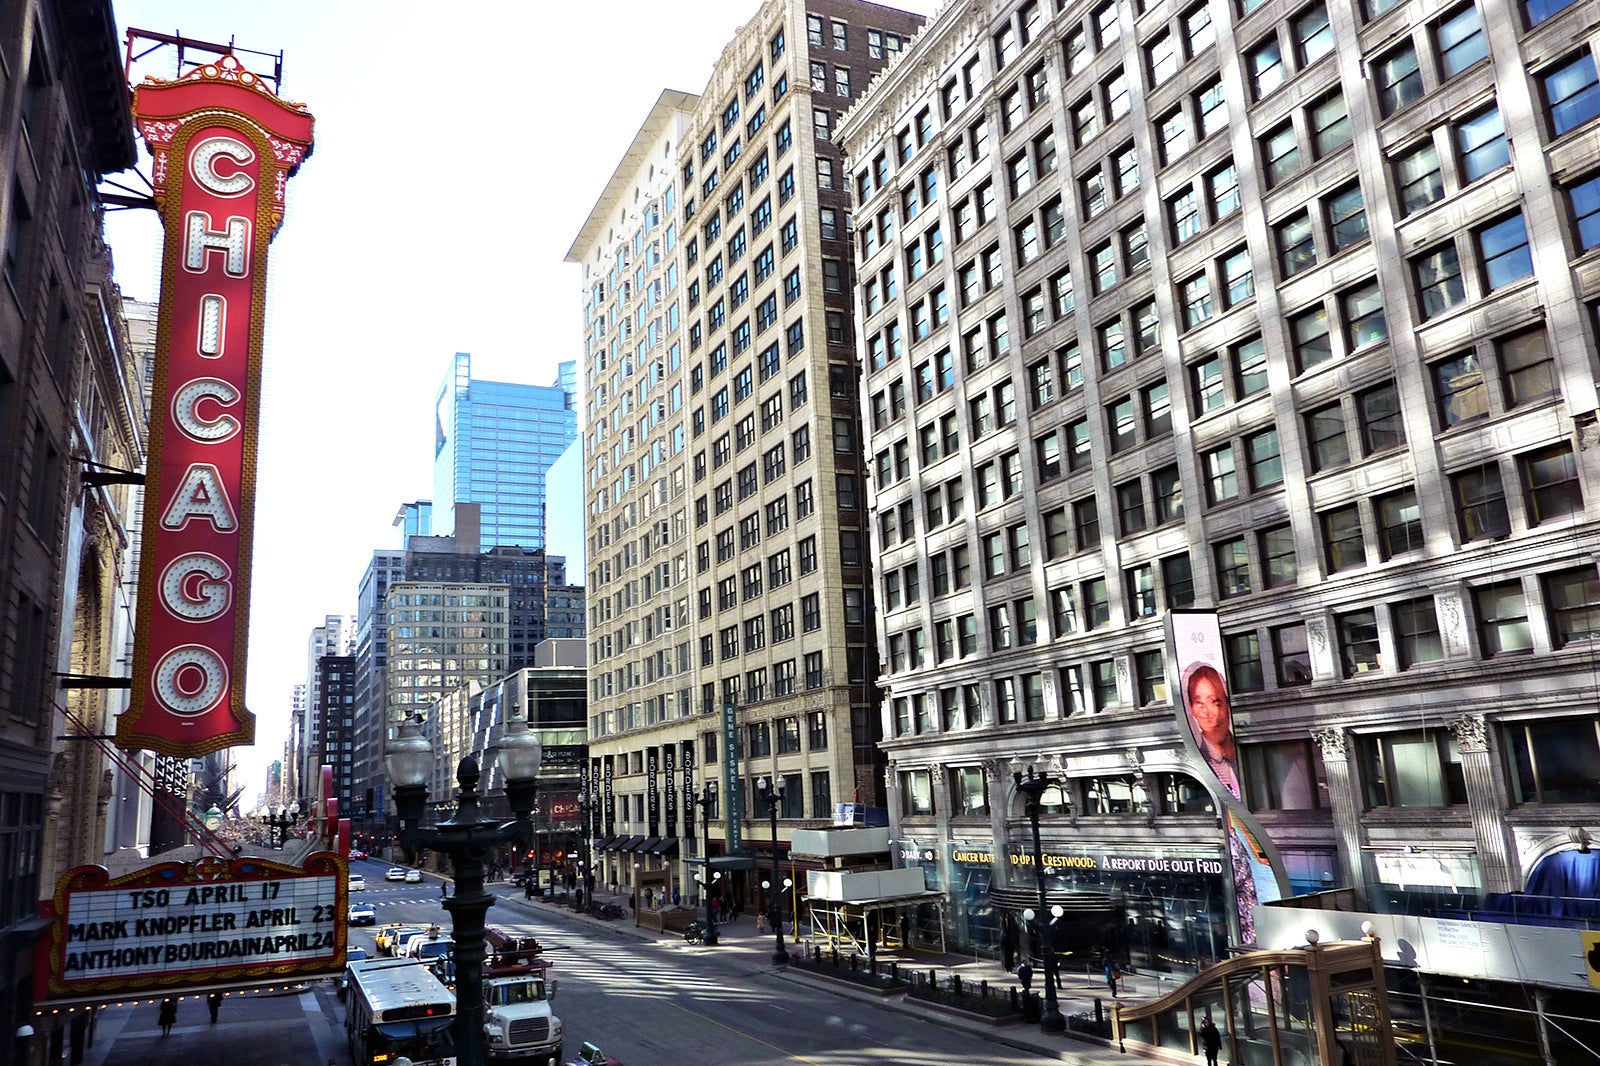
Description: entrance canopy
xmin=685 ymin=854 xmax=758 ymax=872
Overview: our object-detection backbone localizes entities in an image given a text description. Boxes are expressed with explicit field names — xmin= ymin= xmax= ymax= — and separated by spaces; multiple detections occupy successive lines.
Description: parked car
xmin=348 ymin=902 xmax=376 ymax=926
xmin=405 ymin=869 xmax=423 ymax=884
xmin=385 ymin=867 xmax=407 ymax=882
xmin=375 ymin=924 xmax=423 ymax=956
xmin=348 ymin=874 xmax=366 ymax=892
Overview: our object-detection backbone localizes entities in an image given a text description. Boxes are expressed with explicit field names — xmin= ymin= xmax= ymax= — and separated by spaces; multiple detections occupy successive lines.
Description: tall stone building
xmin=0 ymin=0 xmax=141 ymax=1059
xmin=839 ymin=0 xmax=1600 ymax=1041
xmin=570 ymin=0 xmax=926 ymax=904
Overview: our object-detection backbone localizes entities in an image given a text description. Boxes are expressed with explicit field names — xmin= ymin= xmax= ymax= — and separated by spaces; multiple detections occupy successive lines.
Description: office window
xmin=1205 ymin=445 xmax=1238 ymax=503
xmin=1394 ymin=597 xmax=1443 ymax=667
xmin=1376 ymin=486 xmax=1422 ymax=558
xmin=1520 ymin=443 xmax=1583 ymax=525
xmin=1248 ymin=38 xmax=1285 ymax=99
xmin=1181 ymin=273 xmax=1213 ymax=328
xmin=1170 ymin=188 xmax=1202 ymax=244
xmin=1322 ymin=504 xmax=1365 ymax=571
xmin=1159 ymin=108 xmax=1191 ymax=163
xmin=1435 ymin=5 xmax=1487 ymax=78
xmin=1478 ymin=214 xmax=1534 ymax=290
xmin=1246 ymin=428 xmax=1283 ymax=489
xmin=1208 ymin=161 xmax=1241 ymax=218
xmin=1359 ymin=382 xmax=1404 ymax=453
xmin=1261 ymin=525 xmax=1296 ymax=588
xmin=1327 ymin=184 xmax=1367 ymax=250
xmin=1215 ymin=537 xmax=1251 ymax=597
xmin=1376 ymin=45 xmax=1423 ymax=116
xmin=1338 ymin=608 xmax=1382 ymax=676
xmin=1306 ymin=403 xmax=1349 ymax=470
xmin=1475 ymin=581 xmax=1532 ymax=656
xmin=1227 ymin=631 xmax=1265 ymax=693
xmin=1452 ymin=462 xmax=1510 ymax=540
xmin=1136 ymin=649 xmax=1167 ymax=705
xmin=1543 ymin=52 xmax=1600 ymax=137
xmin=1235 ymin=336 xmax=1268 ymax=396
xmin=1117 ymin=479 xmax=1147 ymax=535
xmin=1273 ymin=623 xmax=1312 ymax=686
xmin=1193 ymin=356 xmax=1225 ymax=414
xmin=1342 ymin=281 xmax=1387 ymax=348
xmin=1544 ymin=566 xmax=1600 ymax=647
xmin=1506 ymin=717 xmax=1600 ymax=804
xmin=1196 ymin=80 xmax=1228 ymax=138
xmin=1221 ymin=248 xmax=1254 ymax=306
xmin=1310 ymin=91 xmax=1350 ymax=156
xmin=1291 ymin=306 xmax=1332 ymax=372
xmin=1413 ymin=243 xmax=1465 ymax=319
xmin=1457 ymin=108 xmax=1509 ymax=181
xmin=1364 ymin=730 xmax=1467 ymax=807
xmin=1263 ymin=124 xmax=1301 ymax=186
xmin=1394 ymin=143 xmax=1444 ymax=216
xmin=1499 ymin=328 xmax=1558 ymax=407
xmin=1277 ymin=212 xmax=1316 ymax=276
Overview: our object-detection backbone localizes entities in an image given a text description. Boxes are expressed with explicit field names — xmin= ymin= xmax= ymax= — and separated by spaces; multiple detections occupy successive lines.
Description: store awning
xmin=649 ymin=837 xmax=679 ymax=857
xmin=594 ymin=835 xmax=618 ymax=851
xmin=616 ymin=835 xmax=647 ymax=853
xmin=686 ymin=854 xmax=758 ymax=872
xmin=637 ymin=836 xmax=664 ymax=855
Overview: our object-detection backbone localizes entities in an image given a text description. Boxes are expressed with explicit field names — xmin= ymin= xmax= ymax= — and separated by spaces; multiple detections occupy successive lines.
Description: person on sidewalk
xmin=158 ymin=997 xmax=177 ymax=1037
xmin=207 ymin=991 xmax=221 ymax=1023
xmin=1199 ymin=1014 xmax=1222 ymax=1066
xmin=524 ymin=877 xmax=534 ymax=901
xmin=756 ymin=906 xmax=769 ymax=933
xmin=1104 ymin=957 xmax=1122 ymax=998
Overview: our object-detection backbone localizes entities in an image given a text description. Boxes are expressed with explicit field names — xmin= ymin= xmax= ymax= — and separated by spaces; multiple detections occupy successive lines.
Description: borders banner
xmin=39 ymin=852 xmax=346 ymax=999
xmin=1167 ymin=610 xmax=1288 ymax=945
xmin=118 ymin=56 xmax=314 ymax=756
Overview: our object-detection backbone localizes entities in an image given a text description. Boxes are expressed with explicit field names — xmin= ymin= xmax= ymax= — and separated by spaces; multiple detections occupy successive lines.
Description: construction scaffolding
xmin=805 ymin=890 xmax=947 ymax=956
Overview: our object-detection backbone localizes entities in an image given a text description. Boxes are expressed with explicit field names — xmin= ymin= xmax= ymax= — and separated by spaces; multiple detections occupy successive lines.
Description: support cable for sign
xmin=53 ymin=696 xmax=236 ymax=861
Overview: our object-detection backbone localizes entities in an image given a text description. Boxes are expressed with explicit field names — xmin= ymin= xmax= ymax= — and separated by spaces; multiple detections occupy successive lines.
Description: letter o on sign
xmin=154 ymin=645 xmax=229 ymax=716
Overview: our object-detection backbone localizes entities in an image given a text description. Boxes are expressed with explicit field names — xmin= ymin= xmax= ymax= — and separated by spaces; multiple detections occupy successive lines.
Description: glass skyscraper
xmin=432 ymin=352 xmax=578 ymax=549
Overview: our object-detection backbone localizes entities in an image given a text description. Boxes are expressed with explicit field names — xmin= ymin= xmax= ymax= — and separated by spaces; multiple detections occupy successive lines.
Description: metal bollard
xmin=981 ymin=979 xmax=989 ymax=999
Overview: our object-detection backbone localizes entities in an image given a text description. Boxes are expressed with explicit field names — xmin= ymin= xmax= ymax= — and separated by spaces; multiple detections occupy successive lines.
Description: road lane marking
xmin=667 ymin=998 xmax=826 ymax=1065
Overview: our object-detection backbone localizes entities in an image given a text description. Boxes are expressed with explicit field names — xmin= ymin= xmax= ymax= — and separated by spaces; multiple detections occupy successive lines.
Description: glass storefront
xmin=936 ymin=838 xmax=1232 ymax=972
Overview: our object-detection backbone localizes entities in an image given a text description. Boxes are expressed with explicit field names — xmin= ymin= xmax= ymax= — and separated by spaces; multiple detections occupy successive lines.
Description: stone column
xmin=985 ymin=758 xmax=1014 ymax=887
xmin=1450 ymin=714 xmax=1520 ymax=894
xmin=1313 ymin=727 xmax=1367 ymax=900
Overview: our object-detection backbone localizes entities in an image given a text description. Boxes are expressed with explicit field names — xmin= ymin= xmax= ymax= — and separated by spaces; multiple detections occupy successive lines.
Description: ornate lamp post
xmin=693 ymin=785 xmax=719 ymax=946
xmin=387 ymin=715 xmax=541 ymax=1066
xmin=1012 ymin=758 xmax=1065 ymax=1034
xmin=573 ymin=794 xmax=593 ymax=912
xmin=755 ymin=776 xmax=788 ymax=965
xmin=261 ymin=801 xmax=300 ymax=850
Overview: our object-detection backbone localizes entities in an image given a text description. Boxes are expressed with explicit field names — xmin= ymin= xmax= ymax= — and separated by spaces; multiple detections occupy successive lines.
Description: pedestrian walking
xmin=207 ymin=991 xmax=221 ymax=1023
xmin=158 ymin=997 xmax=177 ymax=1037
xmin=1104 ymin=957 xmax=1122 ymax=999
xmin=441 ymin=879 xmax=450 ymax=900
xmin=524 ymin=877 xmax=534 ymax=901
xmin=672 ymin=889 xmax=681 ymax=906
xmin=756 ymin=906 xmax=769 ymax=933
xmin=1016 ymin=962 xmax=1033 ymax=991
xmin=1199 ymin=1014 xmax=1222 ymax=1066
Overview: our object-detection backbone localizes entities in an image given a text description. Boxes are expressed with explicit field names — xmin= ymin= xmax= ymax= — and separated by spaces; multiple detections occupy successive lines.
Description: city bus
xmin=345 ymin=955 xmax=457 ymax=1066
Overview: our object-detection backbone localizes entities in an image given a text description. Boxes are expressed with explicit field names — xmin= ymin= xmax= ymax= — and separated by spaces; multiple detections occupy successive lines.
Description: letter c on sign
xmin=154 ymin=645 xmax=229 ymax=717
xmin=189 ymin=136 xmax=256 ymax=197
xmin=172 ymin=378 xmax=241 ymax=443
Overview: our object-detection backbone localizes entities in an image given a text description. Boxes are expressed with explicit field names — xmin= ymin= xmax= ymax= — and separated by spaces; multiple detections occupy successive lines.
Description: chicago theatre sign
xmin=117 ymin=56 xmax=314 ymax=757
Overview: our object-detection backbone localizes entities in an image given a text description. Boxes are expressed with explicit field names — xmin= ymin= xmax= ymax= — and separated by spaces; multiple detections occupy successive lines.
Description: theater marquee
xmin=44 ymin=853 xmax=345 ymax=996
xmin=118 ymin=55 xmax=315 ymax=757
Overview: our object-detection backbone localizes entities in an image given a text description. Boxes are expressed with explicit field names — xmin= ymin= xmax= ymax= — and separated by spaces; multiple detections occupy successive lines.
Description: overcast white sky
xmin=104 ymin=1 xmax=941 ymax=797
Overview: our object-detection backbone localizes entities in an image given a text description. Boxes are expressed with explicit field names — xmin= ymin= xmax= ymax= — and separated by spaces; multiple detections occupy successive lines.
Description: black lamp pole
xmin=262 ymin=803 xmax=299 ymax=850
xmin=757 ymin=776 xmax=788 ymax=965
xmin=1014 ymin=764 xmax=1065 ymax=1034
xmin=694 ymin=786 xmax=719 ymax=946
xmin=574 ymin=796 xmax=591 ymax=912
xmin=390 ymin=722 xmax=539 ymax=1066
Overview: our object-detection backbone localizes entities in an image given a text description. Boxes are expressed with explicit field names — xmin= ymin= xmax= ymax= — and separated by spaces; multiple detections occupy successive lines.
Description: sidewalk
xmin=490 ymin=881 xmax=1183 ymax=1066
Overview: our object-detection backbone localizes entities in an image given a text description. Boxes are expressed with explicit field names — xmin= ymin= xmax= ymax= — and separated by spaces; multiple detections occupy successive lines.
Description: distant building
xmin=544 ymin=439 xmax=586 ymax=574
xmin=571 ymin=0 xmax=926 ymax=906
xmin=432 ymin=352 xmax=578 ymax=549
xmin=394 ymin=499 xmax=433 ymax=544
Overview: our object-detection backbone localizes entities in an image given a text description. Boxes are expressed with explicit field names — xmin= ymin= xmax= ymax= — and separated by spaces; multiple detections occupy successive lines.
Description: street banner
xmin=721 ymin=702 xmax=744 ymax=853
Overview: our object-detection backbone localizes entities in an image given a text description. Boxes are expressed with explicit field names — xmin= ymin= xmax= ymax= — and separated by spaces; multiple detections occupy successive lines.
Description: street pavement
xmin=71 ymin=863 xmax=1186 ymax=1065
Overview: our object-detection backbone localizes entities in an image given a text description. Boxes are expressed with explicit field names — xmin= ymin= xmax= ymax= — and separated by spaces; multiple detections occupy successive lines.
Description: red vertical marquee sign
xmin=118 ymin=56 xmax=314 ymax=757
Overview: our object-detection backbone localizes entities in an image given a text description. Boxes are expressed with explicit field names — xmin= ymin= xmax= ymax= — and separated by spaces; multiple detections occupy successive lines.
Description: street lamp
xmin=692 ymin=785 xmax=719 ymax=946
xmin=1012 ymin=757 xmax=1066 ymax=1034
xmin=573 ymin=794 xmax=593 ymax=913
xmin=755 ymin=776 xmax=788 ymax=965
xmin=387 ymin=714 xmax=540 ymax=1066
xmin=261 ymin=801 xmax=301 ymax=850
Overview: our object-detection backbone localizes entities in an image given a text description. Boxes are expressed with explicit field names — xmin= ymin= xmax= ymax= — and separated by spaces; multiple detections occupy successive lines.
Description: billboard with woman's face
xmin=1168 ymin=611 xmax=1286 ymax=945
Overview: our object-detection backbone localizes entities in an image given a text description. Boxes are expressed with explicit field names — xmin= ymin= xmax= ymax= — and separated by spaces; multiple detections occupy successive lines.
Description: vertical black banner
xmin=647 ymin=748 xmax=660 ymax=836
xmin=664 ymin=745 xmax=677 ymax=837
xmin=682 ymin=741 xmax=697 ymax=842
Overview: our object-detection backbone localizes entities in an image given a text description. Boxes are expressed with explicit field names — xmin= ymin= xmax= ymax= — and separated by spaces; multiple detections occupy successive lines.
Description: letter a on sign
xmin=119 ymin=56 xmax=314 ymax=757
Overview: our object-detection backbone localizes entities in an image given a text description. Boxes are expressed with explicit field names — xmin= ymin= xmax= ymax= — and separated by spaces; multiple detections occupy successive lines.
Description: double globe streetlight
xmin=755 ymin=776 xmax=789 ymax=965
xmin=1012 ymin=757 xmax=1066 ymax=1034
xmin=260 ymin=801 xmax=301 ymax=850
xmin=386 ymin=714 xmax=542 ymax=1066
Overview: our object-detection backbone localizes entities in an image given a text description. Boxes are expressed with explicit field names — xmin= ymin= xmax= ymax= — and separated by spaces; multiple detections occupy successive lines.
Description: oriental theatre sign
xmin=45 ymin=854 xmax=346 ymax=996
xmin=117 ymin=56 xmax=315 ymax=757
